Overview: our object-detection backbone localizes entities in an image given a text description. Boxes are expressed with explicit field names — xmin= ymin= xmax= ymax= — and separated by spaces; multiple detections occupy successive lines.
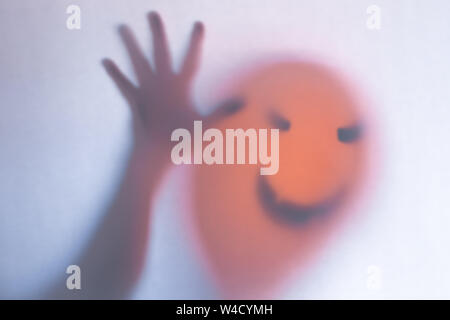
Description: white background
xmin=1 ymin=0 xmax=450 ymax=299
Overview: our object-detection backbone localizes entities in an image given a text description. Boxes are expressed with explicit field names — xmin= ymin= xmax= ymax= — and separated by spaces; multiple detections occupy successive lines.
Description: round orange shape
xmin=192 ymin=61 xmax=371 ymax=298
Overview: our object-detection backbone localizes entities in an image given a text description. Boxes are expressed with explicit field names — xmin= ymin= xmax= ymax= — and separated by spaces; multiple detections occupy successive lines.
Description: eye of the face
xmin=270 ymin=112 xmax=291 ymax=131
xmin=221 ymin=97 xmax=246 ymax=116
xmin=337 ymin=124 xmax=362 ymax=143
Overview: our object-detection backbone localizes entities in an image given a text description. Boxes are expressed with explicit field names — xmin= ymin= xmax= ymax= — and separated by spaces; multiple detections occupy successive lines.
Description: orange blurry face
xmin=192 ymin=62 xmax=369 ymax=298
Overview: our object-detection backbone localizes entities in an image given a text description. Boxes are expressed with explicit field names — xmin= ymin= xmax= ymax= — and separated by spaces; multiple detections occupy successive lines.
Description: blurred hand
xmin=102 ymin=12 xmax=243 ymax=154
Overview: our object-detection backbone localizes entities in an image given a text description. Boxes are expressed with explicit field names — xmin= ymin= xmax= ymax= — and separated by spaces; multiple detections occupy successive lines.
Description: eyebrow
xmin=337 ymin=123 xmax=363 ymax=143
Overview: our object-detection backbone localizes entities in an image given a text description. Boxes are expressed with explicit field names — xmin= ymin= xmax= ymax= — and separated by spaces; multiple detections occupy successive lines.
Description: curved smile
xmin=257 ymin=175 xmax=346 ymax=225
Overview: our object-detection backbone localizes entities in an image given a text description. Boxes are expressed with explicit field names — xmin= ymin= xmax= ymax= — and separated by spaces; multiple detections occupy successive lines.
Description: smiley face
xmin=192 ymin=61 xmax=371 ymax=298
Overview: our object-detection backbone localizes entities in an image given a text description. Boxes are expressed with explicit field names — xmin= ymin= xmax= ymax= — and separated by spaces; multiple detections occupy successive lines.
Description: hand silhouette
xmin=103 ymin=12 xmax=242 ymax=153
xmin=45 ymin=12 xmax=242 ymax=299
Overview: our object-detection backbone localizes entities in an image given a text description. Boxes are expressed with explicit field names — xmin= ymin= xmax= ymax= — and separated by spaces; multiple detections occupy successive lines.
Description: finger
xmin=204 ymin=97 xmax=245 ymax=128
xmin=118 ymin=25 xmax=153 ymax=85
xmin=148 ymin=12 xmax=172 ymax=75
xmin=180 ymin=21 xmax=204 ymax=80
xmin=102 ymin=58 xmax=138 ymax=109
